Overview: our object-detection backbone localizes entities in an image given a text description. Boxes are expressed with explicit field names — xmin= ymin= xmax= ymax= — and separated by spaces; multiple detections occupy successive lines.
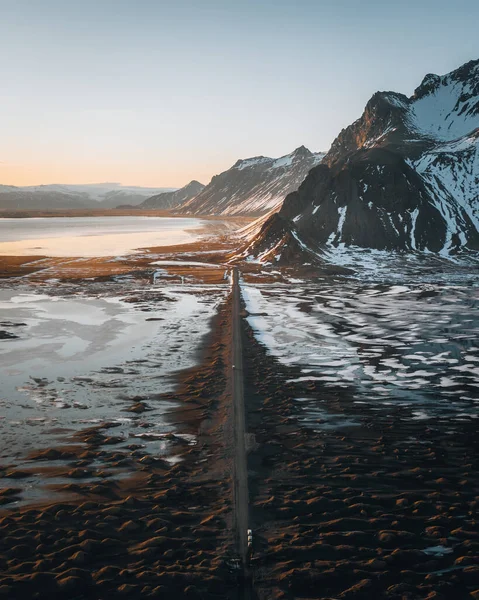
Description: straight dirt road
xmin=231 ymin=267 xmax=250 ymax=577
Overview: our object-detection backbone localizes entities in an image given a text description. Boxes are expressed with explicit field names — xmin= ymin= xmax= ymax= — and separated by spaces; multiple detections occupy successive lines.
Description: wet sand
xmin=0 ymin=219 xmax=241 ymax=282
xmin=0 ymin=290 xmax=241 ymax=599
xmin=1 ymin=234 xmax=478 ymax=598
xmin=0 ymin=284 xmax=230 ymax=504
xmin=0 ymin=225 xmax=245 ymax=598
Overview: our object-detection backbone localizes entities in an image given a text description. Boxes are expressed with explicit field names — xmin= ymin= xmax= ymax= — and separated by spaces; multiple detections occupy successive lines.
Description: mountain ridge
xmin=0 ymin=183 xmax=176 ymax=211
xmin=240 ymin=59 xmax=479 ymax=263
xmin=178 ymin=146 xmax=325 ymax=217
xmin=138 ymin=180 xmax=205 ymax=210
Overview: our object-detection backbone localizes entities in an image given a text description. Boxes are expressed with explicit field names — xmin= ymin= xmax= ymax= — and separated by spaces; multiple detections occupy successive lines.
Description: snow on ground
xmin=321 ymin=245 xmax=479 ymax=280
xmin=422 ymin=546 xmax=454 ymax=557
xmin=241 ymin=270 xmax=479 ymax=430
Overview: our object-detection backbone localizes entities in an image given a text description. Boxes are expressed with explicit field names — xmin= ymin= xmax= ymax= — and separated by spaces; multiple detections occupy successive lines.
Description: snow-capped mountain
xmin=0 ymin=183 xmax=174 ymax=210
xmin=139 ymin=180 xmax=205 ymax=209
xmin=178 ymin=146 xmax=325 ymax=216
xmin=241 ymin=59 xmax=479 ymax=263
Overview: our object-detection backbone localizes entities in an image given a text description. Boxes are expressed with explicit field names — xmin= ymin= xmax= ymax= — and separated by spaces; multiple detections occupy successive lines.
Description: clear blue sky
xmin=0 ymin=0 xmax=477 ymax=187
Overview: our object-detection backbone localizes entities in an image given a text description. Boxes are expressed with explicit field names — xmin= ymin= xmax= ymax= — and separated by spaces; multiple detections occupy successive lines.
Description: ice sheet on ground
xmin=241 ymin=268 xmax=479 ymax=427
xmin=422 ymin=546 xmax=454 ymax=556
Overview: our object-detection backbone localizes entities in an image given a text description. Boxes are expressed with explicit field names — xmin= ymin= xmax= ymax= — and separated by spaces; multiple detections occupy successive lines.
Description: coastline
xmin=0 ymin=208 xmax=254 ymax=221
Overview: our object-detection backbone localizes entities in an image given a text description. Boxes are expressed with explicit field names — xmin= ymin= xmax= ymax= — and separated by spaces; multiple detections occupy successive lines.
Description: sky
xmin=0 ymin=0 xmax=478 ymax=188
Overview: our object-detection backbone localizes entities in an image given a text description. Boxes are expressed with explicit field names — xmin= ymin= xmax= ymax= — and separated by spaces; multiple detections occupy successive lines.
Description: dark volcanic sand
xmin=1 ymin=248 xmax=478 ymax=599
xmin=242 ymin=311 xmax=479 ymax=599
xmin=0 ymin=296 xmax=241 ymax=600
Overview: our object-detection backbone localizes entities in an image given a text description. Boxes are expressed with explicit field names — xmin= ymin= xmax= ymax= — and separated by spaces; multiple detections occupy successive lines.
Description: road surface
xmin=231 ymin=267 xmax=250 ymax=580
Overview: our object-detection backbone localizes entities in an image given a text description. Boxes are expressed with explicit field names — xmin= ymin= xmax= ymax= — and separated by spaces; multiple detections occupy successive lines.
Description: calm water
xmin=0 ymin=216 xmax=206 ymax=256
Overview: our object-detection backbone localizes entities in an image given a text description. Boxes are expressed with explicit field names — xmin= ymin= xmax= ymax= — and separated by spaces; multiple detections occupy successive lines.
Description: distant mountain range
xmin=0 ymin=145 xmax=325 ymax=216
xmin=177 ymin=146 xmax=325 ymax=217
xmin=0 ymin=183 xmax=174 ymax=211
xmin=239 ymin=59 xmax=479 ymax=263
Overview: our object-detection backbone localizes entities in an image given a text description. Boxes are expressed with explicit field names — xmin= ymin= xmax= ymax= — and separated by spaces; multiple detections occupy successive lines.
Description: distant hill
xmin=138 ymin=180 xmax=205 ymax=209
xmin=0 ymin=183 xmax=175 ymax=211
xmin=177 ymin=146 xmax=325 ymax=217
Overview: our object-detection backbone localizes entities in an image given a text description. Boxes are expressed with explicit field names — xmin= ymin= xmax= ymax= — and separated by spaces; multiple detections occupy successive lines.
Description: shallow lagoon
xmin=0 ymin=216 xmax=206 ymax=256
xmin=0 ymin=282 xmax=228 ymax=503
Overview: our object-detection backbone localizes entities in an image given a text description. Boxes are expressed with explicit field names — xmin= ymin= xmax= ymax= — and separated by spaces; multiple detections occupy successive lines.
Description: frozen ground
xmin=0 ymin=283 xmax=228 ymax=480
xmin=320 ymin=245 xmax=479 ymax=280
xmin=241 ymin=264 xmax=479 ymax=431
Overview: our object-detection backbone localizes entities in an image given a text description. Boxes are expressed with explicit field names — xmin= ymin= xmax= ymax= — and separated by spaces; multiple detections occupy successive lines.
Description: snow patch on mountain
xmin=244 ymin=59 xmax=479 ymax=262
xmin=407 ymin=61 xmax=479 ymax=141
xmin=235 ymin=156 xmax=271 ymax=171
xmin=409 ymin=83 xmax=479 ymax=141
xmin=271 ymin=154 xmax=294 ymax=169
xmin=410 ymin=130 xmax=479 ymax=255
xmin=179 ymin=147 xmax=325 ymax=216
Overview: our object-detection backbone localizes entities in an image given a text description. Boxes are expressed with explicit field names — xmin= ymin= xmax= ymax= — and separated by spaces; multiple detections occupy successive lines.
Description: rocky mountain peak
xmin=232 ymin=156 xmax=269 ymax=170
xmin=291 ymin=145 xmax=313 ymax=159
xmin=453 ymin=58 xmax=479 ymax=88
xmin=325 ymin=90 xmax=410 ymax=167
xmin=413 ymin=73 xmax=442 ymax=99
xmin=245 ymin=58 xmax=479 ymax=263
xmin=185 ymin=180 xmax=205 ymax=191
xmin=138 ymin=180 xmax=205 ymax=210
xmin=413 ymin=59 xmax=479 ymax=101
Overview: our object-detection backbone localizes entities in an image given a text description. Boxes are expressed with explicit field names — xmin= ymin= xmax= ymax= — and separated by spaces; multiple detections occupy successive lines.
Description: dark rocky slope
xmin=242 ymin=59 xmax=479 ymax=262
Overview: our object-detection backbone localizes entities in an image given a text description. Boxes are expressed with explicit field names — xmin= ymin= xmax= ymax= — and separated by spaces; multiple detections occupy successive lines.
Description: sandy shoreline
xmin=0 ymin=215 xmax=246 ymax=280
xmin=0 ymin=208 xmax=254 ymax=221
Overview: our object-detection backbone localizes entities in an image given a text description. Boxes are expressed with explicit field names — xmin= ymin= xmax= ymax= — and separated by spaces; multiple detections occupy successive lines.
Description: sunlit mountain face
xmin=178 ymin=146 xmax=325 ymax=217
